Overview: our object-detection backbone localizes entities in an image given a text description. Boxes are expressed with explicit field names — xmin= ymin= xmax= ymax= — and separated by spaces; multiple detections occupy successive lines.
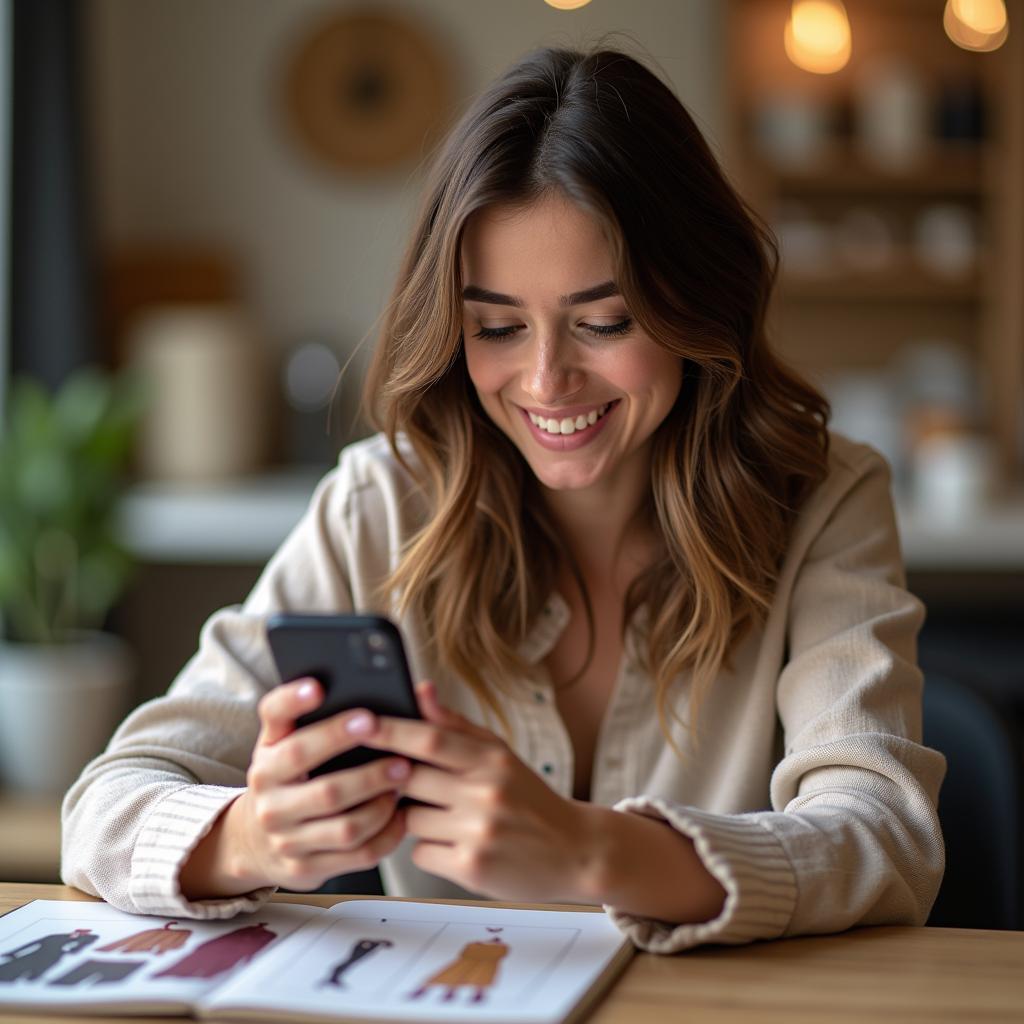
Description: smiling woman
xmin=63 ymin=45 xmax=945 ymax=958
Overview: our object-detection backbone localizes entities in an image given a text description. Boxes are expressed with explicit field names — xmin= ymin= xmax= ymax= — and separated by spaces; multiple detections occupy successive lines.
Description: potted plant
xmin=0 ymin=368 xmax=144 ymax=794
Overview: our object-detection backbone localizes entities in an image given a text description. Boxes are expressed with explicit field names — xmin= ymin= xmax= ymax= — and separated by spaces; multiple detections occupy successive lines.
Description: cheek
xmin=599 ymin=342 xmax=682 ymax=405
xmin=464 ymin=341 xmax=515 ymax=399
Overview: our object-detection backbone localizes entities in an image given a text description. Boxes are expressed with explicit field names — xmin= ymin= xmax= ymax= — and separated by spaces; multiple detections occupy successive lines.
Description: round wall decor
xmin=283 ymin=9 xmax=452 ymax=175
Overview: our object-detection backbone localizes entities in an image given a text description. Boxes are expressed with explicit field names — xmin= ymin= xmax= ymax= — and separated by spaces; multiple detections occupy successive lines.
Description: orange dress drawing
xmin=408 ymin=938 xmax=509 ymax=1004
xmin=97 ymin=922 xmax=191 ymax=955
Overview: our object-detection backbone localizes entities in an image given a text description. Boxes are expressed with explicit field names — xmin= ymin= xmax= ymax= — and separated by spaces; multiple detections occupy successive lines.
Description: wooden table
xmin=1 ymin=884 xmax=1023 ymax=1023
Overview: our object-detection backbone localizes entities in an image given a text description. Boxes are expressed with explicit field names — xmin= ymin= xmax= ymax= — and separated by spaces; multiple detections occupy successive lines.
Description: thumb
xmin=415 ymin=681 xmax=493 ymax=738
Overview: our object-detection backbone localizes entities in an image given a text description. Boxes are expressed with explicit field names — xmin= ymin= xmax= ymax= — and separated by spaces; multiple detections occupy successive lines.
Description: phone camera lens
xmin=367 ymin=631 xmax=386 ymax=650
xmin=370 ymin=652 xmax=389 ymax=669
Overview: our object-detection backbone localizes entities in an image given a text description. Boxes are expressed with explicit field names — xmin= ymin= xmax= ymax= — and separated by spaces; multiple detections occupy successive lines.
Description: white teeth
xmin=528 ymin=402 xmax=613 ymax=436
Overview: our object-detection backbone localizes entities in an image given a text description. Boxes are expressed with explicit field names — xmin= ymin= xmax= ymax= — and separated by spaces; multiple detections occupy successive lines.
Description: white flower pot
xmin=0 ymin=632 xmax=134 ymax=795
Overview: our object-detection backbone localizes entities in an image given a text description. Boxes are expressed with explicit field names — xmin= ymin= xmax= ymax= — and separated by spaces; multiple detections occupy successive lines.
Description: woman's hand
xmin=357 ymin=681 xmax=602 ymax=904
xmin=181 ymin=679 xmax=411 ymax=899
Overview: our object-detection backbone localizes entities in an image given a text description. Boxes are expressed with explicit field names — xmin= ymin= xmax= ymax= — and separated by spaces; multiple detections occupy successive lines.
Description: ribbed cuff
xmin=605 ymin=797 xmax=797 ymax=953
xmin=128 ymin=784 xmax=275 ymax=918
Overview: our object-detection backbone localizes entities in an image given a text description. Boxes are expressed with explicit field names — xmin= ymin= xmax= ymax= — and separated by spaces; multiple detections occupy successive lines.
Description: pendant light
xmin=784 ymin=0 xmax=853 ymax=75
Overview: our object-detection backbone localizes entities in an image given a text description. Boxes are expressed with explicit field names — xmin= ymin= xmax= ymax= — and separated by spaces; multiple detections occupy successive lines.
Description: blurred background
xmin=0 ymin=0 xmax=1021 ymax=928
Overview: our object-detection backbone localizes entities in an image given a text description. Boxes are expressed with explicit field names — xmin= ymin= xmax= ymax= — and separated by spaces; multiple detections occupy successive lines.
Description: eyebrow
xmin=461 ymin=280 xmax=620 ymax=308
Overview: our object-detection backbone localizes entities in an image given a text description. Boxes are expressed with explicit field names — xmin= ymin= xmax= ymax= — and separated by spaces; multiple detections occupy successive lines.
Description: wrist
xmin=572 ymin=803 xmax=727 ymax=925
xmin=179 ymin=791 xmax=268 ymax=900
xmin=566 ymin=802 xmax=622 ymax=906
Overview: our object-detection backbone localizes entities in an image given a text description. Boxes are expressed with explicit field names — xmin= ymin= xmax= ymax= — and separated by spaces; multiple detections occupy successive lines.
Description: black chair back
xmin=923 ymin=673 xmax=1021 ymax=929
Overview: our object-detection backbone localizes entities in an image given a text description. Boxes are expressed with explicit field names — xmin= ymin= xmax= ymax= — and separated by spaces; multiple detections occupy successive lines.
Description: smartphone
xmin=265 ymin=613 xmax=422 ymax=788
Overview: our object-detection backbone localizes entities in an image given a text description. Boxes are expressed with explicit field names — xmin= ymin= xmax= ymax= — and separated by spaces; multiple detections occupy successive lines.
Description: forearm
xmin=574 ymin=803 xmax=726 ymax=924
xmin=179 ymin=792 xmax=270 ymax=901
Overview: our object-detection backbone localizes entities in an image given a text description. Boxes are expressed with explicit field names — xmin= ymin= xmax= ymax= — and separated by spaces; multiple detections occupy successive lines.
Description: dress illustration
xmin=321 ymin=938 xmax=393 ymax=987
xmin=152 ymin=923 xmax=276 ymax=979
xmin=48 ymin=959 xmax=144 ymax=987
xmin=97 ymin=921 xmax=191 ymax=955
xmin=407 ymin=937 xmax=509 ymax=1004
xmin=0 ymin=929 xmax=97 ymax=982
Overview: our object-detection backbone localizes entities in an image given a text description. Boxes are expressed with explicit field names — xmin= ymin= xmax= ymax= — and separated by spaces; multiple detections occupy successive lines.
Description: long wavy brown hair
xmin=364 ymin=46 xmax=830 ymax=752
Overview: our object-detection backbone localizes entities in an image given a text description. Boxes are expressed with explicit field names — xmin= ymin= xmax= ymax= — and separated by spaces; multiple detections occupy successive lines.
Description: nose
xmin=524 ymin=334 xmax=584 ymax=406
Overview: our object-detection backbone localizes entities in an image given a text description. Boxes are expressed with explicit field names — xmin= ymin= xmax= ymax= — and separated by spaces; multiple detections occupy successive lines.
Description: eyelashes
xmin=471 ymin=317 xmax=633 ymax=342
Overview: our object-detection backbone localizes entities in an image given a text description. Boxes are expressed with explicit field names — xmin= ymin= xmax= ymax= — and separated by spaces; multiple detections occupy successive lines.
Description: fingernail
xmin=346 ymin=711 xmax=375 ymax=735
xmin=297 ymin=680 xmax=318 ymax=700
xmin=388 ymin=760 xmax=409 ymax=780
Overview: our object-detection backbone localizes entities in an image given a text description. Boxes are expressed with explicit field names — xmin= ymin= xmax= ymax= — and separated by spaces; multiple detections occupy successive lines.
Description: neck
xmin=539 ymin=449 xmax=654 ymax=581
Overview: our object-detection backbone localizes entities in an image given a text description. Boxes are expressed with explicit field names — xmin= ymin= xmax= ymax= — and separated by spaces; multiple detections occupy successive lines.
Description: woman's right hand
xmin=180 ymin=679 xmax=410 ymax=899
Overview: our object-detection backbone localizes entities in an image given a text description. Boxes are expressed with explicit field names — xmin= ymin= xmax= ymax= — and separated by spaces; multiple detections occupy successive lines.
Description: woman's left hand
xmin=355 ymin=681 xmax=601 ymax=903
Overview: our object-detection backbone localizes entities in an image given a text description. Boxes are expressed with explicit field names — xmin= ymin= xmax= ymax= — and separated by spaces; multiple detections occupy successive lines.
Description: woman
xmin=63 ymin=46 xmax=945 ymax=954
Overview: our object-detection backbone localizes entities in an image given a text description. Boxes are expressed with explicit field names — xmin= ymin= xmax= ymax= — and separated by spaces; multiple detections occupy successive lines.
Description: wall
xmin=85 ymin=0 xmax=723 ymax=369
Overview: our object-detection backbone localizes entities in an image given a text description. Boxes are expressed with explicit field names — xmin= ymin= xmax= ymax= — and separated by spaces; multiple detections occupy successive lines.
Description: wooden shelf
xmin=779 ymin=271 xmax=979 ymax=302
xmin=764 ymin=150 xmax=984 ymax=197
xmin=726 ymin=0 xmax=1024 ymax=482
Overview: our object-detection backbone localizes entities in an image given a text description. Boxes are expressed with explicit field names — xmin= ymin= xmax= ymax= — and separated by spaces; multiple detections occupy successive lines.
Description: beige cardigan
xmin=62 ymin=431 xmax=946 ymax=954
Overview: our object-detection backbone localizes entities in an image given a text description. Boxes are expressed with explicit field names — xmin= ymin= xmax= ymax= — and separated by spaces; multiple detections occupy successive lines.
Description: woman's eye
xmin=472 ymin=324 xmax=521 ymax=341
xmin=470 ymin=317 xmax=633 ymax=342
xmin=582 ymin=317 xmax=632 ymax=338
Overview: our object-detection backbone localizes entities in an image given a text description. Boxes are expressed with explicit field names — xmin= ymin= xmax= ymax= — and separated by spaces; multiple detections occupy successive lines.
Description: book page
xmin=207 ymin=899 xmax=632 ymax=1024
xmin=0 ymin=899 xmax=318 ymax=1015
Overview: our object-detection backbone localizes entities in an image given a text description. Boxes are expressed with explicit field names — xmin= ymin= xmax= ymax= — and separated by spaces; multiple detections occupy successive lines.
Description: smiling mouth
xmin=525 ymin=402 xmax=615 ymax=437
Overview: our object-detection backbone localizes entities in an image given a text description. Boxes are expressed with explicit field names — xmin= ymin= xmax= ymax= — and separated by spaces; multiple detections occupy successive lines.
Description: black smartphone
xmin=265 ymin=613 xmax=422 ymax=787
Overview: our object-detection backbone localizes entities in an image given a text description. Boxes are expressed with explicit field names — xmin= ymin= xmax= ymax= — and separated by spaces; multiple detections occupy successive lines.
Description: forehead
xmin=460 ymin=195 xmax=614 ymax=291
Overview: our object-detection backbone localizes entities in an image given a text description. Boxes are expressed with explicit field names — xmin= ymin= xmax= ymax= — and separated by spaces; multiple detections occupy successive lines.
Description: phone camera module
xmin=367 ymin=631 xmax=386 ymax=650
xmin=370 ymin=652 xmax=390 ymax=669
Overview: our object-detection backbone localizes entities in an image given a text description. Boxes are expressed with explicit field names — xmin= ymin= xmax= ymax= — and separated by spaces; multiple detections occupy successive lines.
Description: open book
xmin=0 ymin=898 xmax=634 ymax=1023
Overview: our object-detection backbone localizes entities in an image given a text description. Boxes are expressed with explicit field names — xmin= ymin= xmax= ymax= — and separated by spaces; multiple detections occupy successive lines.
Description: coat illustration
xmin=97 ymin=921 xmax=191 ymax=955
xmin=152 ymin=923 xmax=276 ymax=979
xmin=0 ymin=930 xmax=97 ymax=982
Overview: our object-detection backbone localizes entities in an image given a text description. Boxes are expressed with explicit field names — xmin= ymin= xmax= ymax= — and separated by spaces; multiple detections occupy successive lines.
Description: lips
xmin=517 ymin=399 xmax=619 ymax=450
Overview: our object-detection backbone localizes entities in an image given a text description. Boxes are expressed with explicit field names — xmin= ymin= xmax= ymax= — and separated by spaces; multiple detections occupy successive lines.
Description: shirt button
xmin=534 ymin=690 xmax=545 ymax=703
xmin=541 ymin=762 xmax=554 ymax=775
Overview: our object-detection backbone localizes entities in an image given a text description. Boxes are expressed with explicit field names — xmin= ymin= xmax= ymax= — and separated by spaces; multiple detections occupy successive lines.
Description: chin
xmin=526 ymin=456 xmax=605 ymax=492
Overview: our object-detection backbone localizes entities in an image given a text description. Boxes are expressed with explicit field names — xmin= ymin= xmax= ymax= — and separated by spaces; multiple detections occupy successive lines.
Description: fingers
xmin=269 ymin=791 xmax=400 ymax=857
xmin=394 ymin=762 xmax=455 ymax=810
xmin=404 ymin=800 xmax=457 ymax=844
xmin=415 ymin=681 xmax=499 ymax=742
xmin=252 ymin=754 xmax=411 ymax=827
xmin=361 ymin=716 xmax=485 ymax=771
xmin=274 ymin=805 xmax=409 ymax=891
xmin=253 ymin=705 xmax=383 ymax=787
xmin=256 ymin=678 xmax=322 ymax=747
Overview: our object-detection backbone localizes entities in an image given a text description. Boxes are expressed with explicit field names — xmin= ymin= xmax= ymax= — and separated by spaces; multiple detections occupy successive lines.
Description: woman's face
xmin=460 ymin=194 xmax=682 ymax=495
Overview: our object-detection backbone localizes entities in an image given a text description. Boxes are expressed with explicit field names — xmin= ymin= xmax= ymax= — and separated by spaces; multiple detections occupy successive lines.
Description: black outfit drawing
xmin=48 ymin=959 xmax=144 ymax=987
xmin=321 ymin=938 xmax=393 ymax=987
xmin=0 ymin=930 xmax=97 ymax=982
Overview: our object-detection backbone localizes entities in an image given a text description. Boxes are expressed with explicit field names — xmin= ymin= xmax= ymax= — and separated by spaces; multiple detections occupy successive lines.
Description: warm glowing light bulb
xmin=952 ymin=0 xmax=1007 ymax=35
xmin=543 ymin=0 xmax=593 ymax=9
xmin=784 ymin=0 xmax=852 ymax=75
xmin=944 ymin=0 xmax=1009 ymax=51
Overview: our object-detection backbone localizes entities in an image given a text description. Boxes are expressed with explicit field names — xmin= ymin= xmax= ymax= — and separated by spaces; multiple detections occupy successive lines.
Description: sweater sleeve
xmin=605 ymin=449 xmax=946 ymax=953
xmin=61 ymin=453 xmax=373 ymax=918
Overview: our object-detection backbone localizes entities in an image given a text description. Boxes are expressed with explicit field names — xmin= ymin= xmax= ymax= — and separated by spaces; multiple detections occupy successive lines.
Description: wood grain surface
xmin=1 ymin=885 xmax=1023 ymax=1023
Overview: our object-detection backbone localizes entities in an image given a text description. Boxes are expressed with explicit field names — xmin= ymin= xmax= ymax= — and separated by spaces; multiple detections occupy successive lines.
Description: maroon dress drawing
xmin=152 ymin=923 xmax=277 ymax=979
